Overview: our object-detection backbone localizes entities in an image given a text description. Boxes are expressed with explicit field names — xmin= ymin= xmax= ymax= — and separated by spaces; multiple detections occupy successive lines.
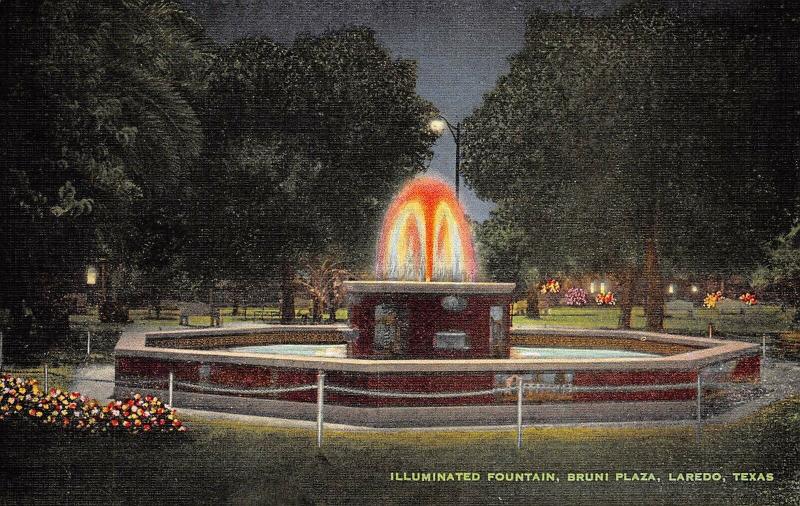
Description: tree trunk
xmin=231 ymin=293 xmax=239 ymax=316
xmin=31 ymin=300 xmax=70 ymax=357
xmin=643 ymin=238 xmax=664 ymax=331
xmin=5 ymin=300 xmax=34 ymax=363
xmin=617 ymin=268 xmax=637 ymax=329
xmin=151 ymin=287 xmax=162 ymax=319
xmin=312 ymin=297 xmax=322 ymax=323
xmin=280 ymin=262 xmax=295 ymax=324
xmin=526 ymin=287 xmax=541 ymax=319
xmin=328 ymin=294 xmax=337 ymax=322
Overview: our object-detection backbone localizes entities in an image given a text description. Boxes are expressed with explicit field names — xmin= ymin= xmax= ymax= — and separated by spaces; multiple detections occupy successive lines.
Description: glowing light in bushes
xmin=376 ymin=177 xmax=476 ymax=282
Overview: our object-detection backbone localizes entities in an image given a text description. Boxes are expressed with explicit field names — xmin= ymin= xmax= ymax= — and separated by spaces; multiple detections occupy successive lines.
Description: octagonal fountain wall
xmin=114 ymin=177 xmax=760 ymax=424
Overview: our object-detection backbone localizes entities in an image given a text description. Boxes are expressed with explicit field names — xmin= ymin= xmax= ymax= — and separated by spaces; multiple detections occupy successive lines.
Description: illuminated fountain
xmin=346 ymin=177 xmax=514 ymax=360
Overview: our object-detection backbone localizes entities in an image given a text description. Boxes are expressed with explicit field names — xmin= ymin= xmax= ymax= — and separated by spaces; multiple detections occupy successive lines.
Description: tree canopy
xmin=463 ymin=1 xmax=799 ymax=328
xmin=1 ymin=0 xmax=211 ymax=353
xmin=193 ymin=29 xmax=437 ymax=319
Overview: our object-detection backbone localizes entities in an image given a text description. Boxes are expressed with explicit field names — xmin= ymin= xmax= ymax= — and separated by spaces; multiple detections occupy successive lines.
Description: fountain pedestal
xmin=345 ymin=281 xmax=515 ymax=359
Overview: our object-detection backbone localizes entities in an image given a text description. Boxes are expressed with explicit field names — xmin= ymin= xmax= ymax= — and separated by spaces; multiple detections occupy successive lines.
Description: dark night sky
xmin=182 ymin=0 xmax=743 ymax=221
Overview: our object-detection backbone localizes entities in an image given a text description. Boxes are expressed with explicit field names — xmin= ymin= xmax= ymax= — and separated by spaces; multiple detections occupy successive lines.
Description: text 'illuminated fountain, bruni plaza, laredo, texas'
xmin=114 ymin=176 xmax=761 ymax=425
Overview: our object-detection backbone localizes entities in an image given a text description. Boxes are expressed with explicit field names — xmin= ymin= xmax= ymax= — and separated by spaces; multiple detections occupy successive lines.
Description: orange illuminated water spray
xmin=376 ymin=177 xmax=476 ymax=281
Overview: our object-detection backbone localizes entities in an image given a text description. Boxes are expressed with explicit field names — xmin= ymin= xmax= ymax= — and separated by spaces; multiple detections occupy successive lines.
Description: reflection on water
xmin=225 ymin=344 xmax=656 ymax=360
xmin=509 ymin=347 xmax=657 ymax=359
xmin=227 ymin=344 xmax=348 ymax=357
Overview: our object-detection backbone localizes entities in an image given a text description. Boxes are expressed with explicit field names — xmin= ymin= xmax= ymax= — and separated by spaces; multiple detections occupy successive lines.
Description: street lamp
xmin=429 ymin=115 xmax=462 ymax=199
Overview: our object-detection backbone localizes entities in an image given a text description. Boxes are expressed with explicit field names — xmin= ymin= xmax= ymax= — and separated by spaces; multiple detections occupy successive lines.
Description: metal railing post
xmin=517 ymin=376 xmax=524 ymax=449
xmin=168 ymin=371 xmax=174 ymax=407
xmin=695 ymin=369 xmax=702 ymax=443
xmin=696 ymin=371 xmax=702 ymax=422
xmin=44 ymin=364 xmax=48 ymax=392
xmin=87 ymin=330 xmax=91 ymax=357
xmin=0 ymin=331 xmax=3 ymax=370
xmin=317 ymin=371 xmax=326 ymax=448
xmin=761 ymin=335 xmax=767 ymax=383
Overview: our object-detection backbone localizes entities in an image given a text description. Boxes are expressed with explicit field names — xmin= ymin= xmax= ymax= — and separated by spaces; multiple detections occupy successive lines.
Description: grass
xmin=113 ymin=304 xmax=796 ymax=339
xmin=1 ymin=397 xmax=798 ymax=505
xmin=512 ymin=305 xmax=796 ymax=338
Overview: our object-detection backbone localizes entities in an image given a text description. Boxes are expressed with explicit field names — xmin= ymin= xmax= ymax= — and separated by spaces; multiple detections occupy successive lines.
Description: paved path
xmin=69 ymin=321 xmax=264 ymax=401
xmin=70 ymin=363 xmax=115 ymax=400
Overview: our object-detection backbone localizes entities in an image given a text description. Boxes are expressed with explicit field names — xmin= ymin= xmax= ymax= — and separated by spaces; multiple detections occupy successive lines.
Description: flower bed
xmin=739 ymin=292 xmax=758 ymax=306
xmin=563 ymin=287 xmax=588 ymax=306
xmin=595 ymin=291 xmax=616 ymax=306
xmin=704 ymin=291 xmax=724 ymax=309
xmin=1 ymin=373 xmax=185 ymax=434
xmin=539 ymin=279 xmax=560 ymax=294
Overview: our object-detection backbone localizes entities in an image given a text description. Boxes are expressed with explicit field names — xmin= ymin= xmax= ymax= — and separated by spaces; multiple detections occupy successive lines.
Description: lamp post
xmin=98 ymin=257 xmax=108 ymax=306
xmin=86 ymin=265 xmax=98 ymax=306
xmin=429 ymin=115 xmax=462 ymax=200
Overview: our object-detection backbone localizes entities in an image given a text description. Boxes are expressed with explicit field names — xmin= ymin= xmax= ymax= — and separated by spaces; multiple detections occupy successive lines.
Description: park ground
xmin=1 ymin=306 xmax=799 ymax=505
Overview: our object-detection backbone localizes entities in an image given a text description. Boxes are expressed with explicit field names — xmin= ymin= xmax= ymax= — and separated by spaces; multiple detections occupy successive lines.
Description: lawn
xmin=512 ymin=305 xmax=796 ymax=338
xmin=1 ymin=397 xmax=798 ymax=505
xmin=115 ymin=304 xmax=796 ymax=339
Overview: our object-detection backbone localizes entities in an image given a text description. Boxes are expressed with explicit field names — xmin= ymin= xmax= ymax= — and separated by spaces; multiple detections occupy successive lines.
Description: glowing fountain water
xmin=375 ymin=176 xmax=476 ymax=282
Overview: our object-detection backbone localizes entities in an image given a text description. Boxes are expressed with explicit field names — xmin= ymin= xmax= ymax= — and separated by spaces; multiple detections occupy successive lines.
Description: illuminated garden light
xmin=86 ymin=266 xmax=98 ymax=286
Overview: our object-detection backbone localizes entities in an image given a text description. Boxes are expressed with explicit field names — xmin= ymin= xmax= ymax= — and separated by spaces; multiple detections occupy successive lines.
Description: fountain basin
xmin=115 ymin=324 xmax=760 ymax=419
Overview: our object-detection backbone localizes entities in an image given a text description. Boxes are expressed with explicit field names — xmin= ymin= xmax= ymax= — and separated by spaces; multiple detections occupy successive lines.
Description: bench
xmin=178 ymin=302 xmax=221 ymax=327
xmin=666 ymin=300 xmax=694 ymax=318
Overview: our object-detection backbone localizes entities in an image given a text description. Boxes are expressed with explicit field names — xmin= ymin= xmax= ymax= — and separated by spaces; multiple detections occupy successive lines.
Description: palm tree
xmin=296 ymin=259 xmax=351 ymax=323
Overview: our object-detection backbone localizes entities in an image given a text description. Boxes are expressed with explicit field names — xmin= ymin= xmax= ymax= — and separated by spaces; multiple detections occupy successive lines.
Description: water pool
xmin=509 ymin=347 xmax=657 ymax=359
xmin=228 ymin=344 xmax=348 ymax=357
xmin=226 ymin=344 xmax=657 ymax=359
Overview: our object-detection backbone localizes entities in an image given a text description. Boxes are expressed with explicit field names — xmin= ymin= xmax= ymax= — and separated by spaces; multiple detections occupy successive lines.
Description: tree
xmin=463 ymin=2 xmax=799 ymax=330
xmin=195 ymin=29 xmax=437 ymax=321
xmin=296 ymin=258 xmax=350 ymax=323
xmin=0 ymin=0 xmax=209 ymax=357
xmin=759 ymin=223 xmax=800 ymax=327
